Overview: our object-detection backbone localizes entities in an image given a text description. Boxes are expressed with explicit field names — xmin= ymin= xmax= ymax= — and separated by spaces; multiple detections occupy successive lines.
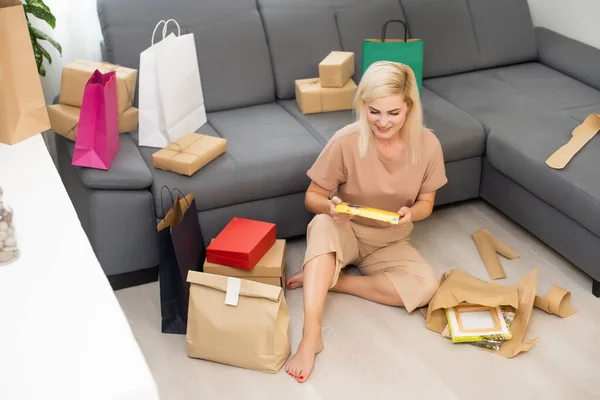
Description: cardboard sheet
xmin=472 ymin=229 xmax=518 ymax=280
xmin=534 ymin=285 xmax=577 ymax=318
xmin=423 ymin=268 xmax=538 ymax=358
xmin=546 ymin=114 xmax=600 ymax=169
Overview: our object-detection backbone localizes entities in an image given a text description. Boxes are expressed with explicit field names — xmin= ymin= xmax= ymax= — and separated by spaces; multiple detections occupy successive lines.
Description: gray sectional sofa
xmin=53 ymin=0 xmax=600 ymax=296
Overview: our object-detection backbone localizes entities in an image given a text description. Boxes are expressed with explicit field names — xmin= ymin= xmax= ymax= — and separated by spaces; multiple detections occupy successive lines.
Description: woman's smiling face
xmin=366 ymin=94 xmax=409 ymax=140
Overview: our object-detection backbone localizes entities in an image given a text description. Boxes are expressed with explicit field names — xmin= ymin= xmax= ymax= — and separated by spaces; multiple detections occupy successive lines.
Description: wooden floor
xmin=115 ymin=200 xmax=600 ymax=400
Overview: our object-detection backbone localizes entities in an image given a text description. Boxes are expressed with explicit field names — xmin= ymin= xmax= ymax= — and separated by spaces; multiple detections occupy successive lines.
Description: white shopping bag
xmin=138 ymin=19 xmax=207 ymax=148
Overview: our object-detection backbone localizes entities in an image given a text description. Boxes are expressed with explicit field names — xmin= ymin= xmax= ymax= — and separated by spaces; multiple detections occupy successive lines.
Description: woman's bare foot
xmin=286 ymin=270 xmax=304 ymax=290
xmin=285 ymin=332 xmax=324 ymax=383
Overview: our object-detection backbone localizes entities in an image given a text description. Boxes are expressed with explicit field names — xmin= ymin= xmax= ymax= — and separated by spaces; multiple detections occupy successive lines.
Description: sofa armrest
xmin=65 ymin=133 xmax=153 ymax=190
xmin=536 ymin=27 xmax=600 ymax=91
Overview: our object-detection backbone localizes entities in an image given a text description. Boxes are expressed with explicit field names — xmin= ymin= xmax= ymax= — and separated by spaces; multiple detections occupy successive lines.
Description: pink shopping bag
xmin=72 ymin=69 xmax=119 ymax=170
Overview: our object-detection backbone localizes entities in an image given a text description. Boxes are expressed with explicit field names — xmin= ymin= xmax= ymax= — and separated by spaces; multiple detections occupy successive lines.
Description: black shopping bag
xmin=157 ymin=187 xmax=205 ymax=334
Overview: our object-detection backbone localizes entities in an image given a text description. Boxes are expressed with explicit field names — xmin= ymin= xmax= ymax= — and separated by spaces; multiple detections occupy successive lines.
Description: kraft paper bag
xmin=0 ymin=1 xmax=51 ymax=145
xmin=186 ymin=271 xmax=291 ymax=373
xmin=138 ymin=19 xmax=207 ymax=148
xmin=362 ymin=20 xmax=424 ymax=94
xmin=546 ymin=114 xmax=600 ymax=169
xmin=423 ymin=268 xmax=539 ymax=358
xmin=71 ymin=70 xmax=120 ymax=170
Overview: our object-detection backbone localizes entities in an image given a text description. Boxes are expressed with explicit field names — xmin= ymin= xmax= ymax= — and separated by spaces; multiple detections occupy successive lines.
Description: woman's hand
xmin=329 ymin=196 xmax=353 ymax=224
xmin=397 ymin=206 xmax=413 ymax=227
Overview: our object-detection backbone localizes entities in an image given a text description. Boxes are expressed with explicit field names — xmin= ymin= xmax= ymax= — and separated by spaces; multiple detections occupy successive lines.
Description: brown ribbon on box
xmin=534 ymin=285 xmax=577 ymax=318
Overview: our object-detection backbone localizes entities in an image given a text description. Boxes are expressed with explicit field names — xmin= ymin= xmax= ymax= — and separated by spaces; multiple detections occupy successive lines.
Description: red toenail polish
xmin=299 ymin=376 xmax=304 ymax=379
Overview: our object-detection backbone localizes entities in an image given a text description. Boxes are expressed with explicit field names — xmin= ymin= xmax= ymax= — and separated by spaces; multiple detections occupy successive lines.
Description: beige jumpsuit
xmin=303 ymin=123 xmax=448 ymax=313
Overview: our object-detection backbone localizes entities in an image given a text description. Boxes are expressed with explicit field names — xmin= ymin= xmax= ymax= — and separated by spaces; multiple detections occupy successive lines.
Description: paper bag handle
xmin=159 ymin=185 xmax=176 ymax=217
xmin=163 ymin=19 xmax=181 ymax=38
xmin=381 ymin=19 xmax=410 ymax=42
xmin=151 ymin=20 xmax=166 ymax=45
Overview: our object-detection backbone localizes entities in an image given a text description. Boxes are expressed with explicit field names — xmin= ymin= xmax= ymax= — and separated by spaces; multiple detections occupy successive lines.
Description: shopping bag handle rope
xmin=171 ymin=188 xmax=191 ymax=207
xmin=381 ymin=19 xmax=410 ymax=42
xmin=159 ymin=185 xmax=175 ymax=217
xmin=151 ymin=20 xmax=166 ymax=46
xmin=163 ymin=19 xmax=181 ymax=38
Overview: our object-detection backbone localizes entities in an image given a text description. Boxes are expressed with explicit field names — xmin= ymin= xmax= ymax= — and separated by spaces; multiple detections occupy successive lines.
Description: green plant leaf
xmin=39 ymin=63 xmax=46 ymax=77
xmin=29 ymin=26 xmax=62 ymax=56
xmin=23 ymin=3 xmax=56 ymax=29
xmin=24 ymin=0 xmax=51 ymax=14
xmin=32 ymin=40 xmax=43 ymax=73
xmin=36 ymin=41 xmax=52 ymax=65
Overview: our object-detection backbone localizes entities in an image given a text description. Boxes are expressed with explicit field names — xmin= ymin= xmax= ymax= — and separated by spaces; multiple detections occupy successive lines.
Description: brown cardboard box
xmin=48 ymin=104 xmax=138 ymax=141
xmin=152 ymin=133 xmax=227 ymax=176
xmin=59 ymin=60 xmax=137 ymax=115
xmin=318 ymin=51 xmax=354 ymax=88
xmin=203 ymin=239 xmax=287 ymax=288
xmin=295 ymin=78 xmax=357 ymax=115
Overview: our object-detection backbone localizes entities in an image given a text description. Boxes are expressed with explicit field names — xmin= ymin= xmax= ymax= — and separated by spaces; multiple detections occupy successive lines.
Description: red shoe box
xmin=206 ymin=217 xmax=276 ymax=271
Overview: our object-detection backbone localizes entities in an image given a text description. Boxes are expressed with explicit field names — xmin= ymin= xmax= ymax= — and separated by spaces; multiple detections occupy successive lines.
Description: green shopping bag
xmin=362 ymin=20 xmax=424 ymax=94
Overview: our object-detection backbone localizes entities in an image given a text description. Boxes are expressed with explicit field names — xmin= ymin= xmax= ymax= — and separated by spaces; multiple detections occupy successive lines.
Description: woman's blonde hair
xmin=353 ymin=61 xmax=423 ymax=163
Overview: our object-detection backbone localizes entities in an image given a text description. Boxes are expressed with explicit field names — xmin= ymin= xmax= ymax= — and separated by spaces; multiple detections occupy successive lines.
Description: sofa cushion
xmin=259 ymin=7 xmax=342 ymax=100
xmin=278 ymin=100 xmax=354 ymax=145
xmin=424 ymin=63 xmax=600 ymax=129
xmin=97 ymin=0 xmax=274 ymax=112
xmin=400 ymin=0 xmax=480 ymax=78
xmin=485 ymin=114 xmax=600 ymax=238
xmin=465 ymin=0 xmax=537 ymax=69
xmin=139 ymin=104 xmax=323 ymax=216
xmin=280 ymin=87 xmax=485 ymax=162
xmin=65 ymin=133 xmax=153 ymax=190
xmin=424 ymin=63 xmax=600 ymax=237
xmin=419 ymin=88 xmax=486 ymax=162
xmin=400 ymin=0 xmax=536 ymax=78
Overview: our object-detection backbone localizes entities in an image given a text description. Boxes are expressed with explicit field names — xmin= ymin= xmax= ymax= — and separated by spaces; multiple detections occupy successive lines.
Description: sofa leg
xmin=593 ymin=279 xmax=600 ymax=298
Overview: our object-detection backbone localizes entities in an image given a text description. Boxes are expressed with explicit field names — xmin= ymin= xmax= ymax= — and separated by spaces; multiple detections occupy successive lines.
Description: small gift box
xmin=295 ymin=78 xmax=357 ymax=115
xmin=318 ymin=51 xmax=354 ymax=88
xmin=47 ymin=104 xmax=138 ymax=141
xmin=59 ymin=60 xmax=137 ymax=115
xmin=151 ymin=133 xmax=227 ymax=176
xmin=204 ymin=239 xmax=287 ymax=288
xmin=206 ymin=217 xmax=276 ymax=271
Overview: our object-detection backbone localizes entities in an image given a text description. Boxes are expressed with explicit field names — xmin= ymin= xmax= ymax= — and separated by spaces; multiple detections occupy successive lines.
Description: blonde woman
xmin=285 ymin=61 xmax=447 ymax=383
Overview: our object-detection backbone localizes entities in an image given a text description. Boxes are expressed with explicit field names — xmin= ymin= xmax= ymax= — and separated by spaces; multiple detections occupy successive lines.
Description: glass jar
xmin=0 ymin=186 xmax=19 ymax=265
